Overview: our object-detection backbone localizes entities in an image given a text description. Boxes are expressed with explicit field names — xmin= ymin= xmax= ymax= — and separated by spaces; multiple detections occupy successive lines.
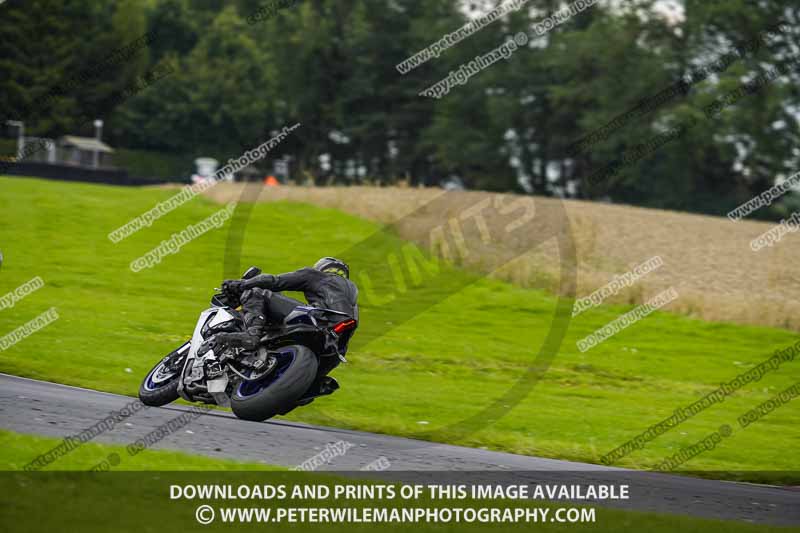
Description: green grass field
xmin=0 ymin=176 xmax=798 ymax=479
xmin=0 ymin=429 xmax=278 ymax=471
xmin=2 ymin=430 xmax=796 ymax=533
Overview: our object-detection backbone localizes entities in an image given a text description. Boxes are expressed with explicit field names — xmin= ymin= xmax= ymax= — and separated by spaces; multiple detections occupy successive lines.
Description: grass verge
xmin=1 ymin=430 xmax=795 ymax=533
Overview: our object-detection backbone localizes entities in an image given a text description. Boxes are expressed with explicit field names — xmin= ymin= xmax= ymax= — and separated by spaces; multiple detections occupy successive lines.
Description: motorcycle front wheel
xmin=138 ymin=341 xmax=189 ymax=407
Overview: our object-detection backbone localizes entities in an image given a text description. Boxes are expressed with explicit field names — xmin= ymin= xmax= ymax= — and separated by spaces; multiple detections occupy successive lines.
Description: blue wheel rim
xmin=144 ymin=362 xmax=176 ymax=391
xmin=144 ymin=346 xmax=187 ymax=391
xmin=235 ymin=348 xmax=296 ymax=399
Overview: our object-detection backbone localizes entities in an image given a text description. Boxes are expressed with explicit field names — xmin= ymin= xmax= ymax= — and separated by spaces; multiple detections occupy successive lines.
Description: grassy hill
xmin=0 ymin=176 xmax=798 ymax=479
xmin=206 ymin=183 xmax=800 ymax=331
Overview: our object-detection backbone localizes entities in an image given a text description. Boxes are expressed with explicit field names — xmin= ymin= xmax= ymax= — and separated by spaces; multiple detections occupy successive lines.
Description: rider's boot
xmin=213 ymin=315 xmax=265 ymax=351
xmin=215 ymin=287 xmax=270 ymax=351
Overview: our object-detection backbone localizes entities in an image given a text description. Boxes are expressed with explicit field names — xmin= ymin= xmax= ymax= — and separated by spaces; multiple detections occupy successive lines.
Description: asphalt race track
xmin=1 ymin=373 xmax=798 ymax=526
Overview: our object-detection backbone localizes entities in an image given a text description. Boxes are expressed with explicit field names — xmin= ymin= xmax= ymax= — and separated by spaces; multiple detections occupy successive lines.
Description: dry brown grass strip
xmin=203 ymin=183 xmax=800 ymax=331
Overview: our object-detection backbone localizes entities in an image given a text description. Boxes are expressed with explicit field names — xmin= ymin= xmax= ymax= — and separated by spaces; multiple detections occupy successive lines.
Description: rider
xmin=215 ymin=257 xmax=358 ymax=351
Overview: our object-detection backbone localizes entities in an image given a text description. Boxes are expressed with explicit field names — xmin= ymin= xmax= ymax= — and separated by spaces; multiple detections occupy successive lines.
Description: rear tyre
xmin=230 ymin=345 xmax=318 ymax=422
xmin=138 ymin=342 xmax=187 ymax=407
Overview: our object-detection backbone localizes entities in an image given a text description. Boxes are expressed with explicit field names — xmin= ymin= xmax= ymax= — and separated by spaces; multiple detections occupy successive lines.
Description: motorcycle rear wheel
xmin=230 ymin=345 xmax=318 ymax=422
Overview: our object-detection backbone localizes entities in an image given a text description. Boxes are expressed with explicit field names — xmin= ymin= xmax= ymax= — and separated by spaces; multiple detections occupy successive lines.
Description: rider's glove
xmin=222 ymin=279 xmax=245 ymax=298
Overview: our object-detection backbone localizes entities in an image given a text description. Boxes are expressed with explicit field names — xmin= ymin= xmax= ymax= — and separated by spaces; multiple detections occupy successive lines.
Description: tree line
xmin=1 ymin=0 xmax=798 ymax=219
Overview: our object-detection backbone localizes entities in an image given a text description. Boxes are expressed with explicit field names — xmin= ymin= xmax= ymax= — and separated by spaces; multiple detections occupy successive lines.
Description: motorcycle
xmin=138 ymin=266 xmax=357 ymax=421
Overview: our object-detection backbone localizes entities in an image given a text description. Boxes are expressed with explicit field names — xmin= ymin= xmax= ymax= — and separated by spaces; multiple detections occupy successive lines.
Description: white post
xmin=93 ymin=119 xmax=103 ymax=168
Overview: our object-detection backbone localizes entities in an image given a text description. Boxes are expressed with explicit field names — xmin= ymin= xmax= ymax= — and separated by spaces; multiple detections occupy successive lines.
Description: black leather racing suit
xmin=239 ymin=268 xmax=359 ymax=329
xmin=238 ymin=268 xmax=359 ymax=383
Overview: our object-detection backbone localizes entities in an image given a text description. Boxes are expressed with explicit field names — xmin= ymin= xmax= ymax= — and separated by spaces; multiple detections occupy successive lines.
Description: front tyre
xmin=230 ymin=345 xmax=318 ymax=422
xmin=138 ymin=342 xmax=188 ymax=407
